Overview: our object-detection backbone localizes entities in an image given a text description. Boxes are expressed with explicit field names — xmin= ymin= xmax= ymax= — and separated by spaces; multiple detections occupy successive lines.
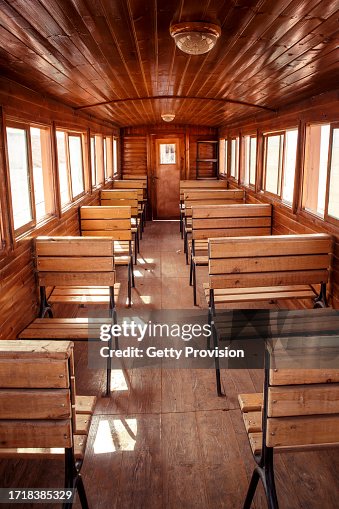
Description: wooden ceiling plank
xmin=226 ymin=2 xmax=338 ymax=99
xmin=38 ymin=0 xmax=135 ymax=100
xmin=0 ymin=1 xmax=114 ymax=104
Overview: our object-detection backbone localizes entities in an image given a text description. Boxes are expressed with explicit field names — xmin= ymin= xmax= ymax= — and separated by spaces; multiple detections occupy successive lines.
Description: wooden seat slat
xmin=36 ymin=236 xmax=114 ymax=256
xmin=75 ymin=414 xmax=91 ymax=435
xmin=0 ymin=434 xmax=87 ymax=460
xmin=0 ymin=389 xmax=71 ymax=420
xmin=0 ymin=420 xmax=72 ymax=449
xmin=242 ymin=411 xmax=262 ymax=433
xmin=268 ymin=384 xmax=339 ymax=417
xmin=75 ymin=396 xmax=97 ymax=415
xmin=238 ymin=393 xmax=263 ymax=413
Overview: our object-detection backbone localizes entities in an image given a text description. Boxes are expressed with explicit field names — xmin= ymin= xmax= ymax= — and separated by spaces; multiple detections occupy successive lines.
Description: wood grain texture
xmin=0 ymin=1 xmax=337 ymax=126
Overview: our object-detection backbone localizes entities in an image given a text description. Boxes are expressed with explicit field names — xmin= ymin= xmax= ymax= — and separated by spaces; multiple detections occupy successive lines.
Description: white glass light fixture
xmin=170 ymin=21 xmax=221 ymax=55
xmin=161 ymin=113 xmax=175 ymax=122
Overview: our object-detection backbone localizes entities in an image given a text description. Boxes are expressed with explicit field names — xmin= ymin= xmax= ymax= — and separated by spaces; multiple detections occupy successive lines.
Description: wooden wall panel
xmin=122 ymin=125 xmax=217 ymax=180
xmin=243 ymin=189 xmax=339 ymax=309
xmin=221 ymin=91 xmax=339 ymax=308
xmin=0 ymin=79 xmax=120 ymax=340
xmin=122 ymin=136 xmax=148 ymax=178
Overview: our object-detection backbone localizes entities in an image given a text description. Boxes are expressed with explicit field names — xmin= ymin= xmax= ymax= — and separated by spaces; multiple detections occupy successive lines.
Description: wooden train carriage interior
xmin=0 ymin=1 xmax=338 ymax=508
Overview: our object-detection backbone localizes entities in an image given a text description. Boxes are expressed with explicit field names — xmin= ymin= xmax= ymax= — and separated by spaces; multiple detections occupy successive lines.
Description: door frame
xmin=150 ymin=134 xmax=185 ymax=219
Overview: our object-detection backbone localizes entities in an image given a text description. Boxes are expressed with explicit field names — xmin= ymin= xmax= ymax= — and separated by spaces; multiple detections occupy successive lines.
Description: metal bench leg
xmin=189 ymin=254 xmax=193 ymax=286
xmin=193 ymin=262 xmax=198 ymax=306
xmin=243 ymin=468 xmax=260 ymax=509
xmin=212 ymin=322 xmax=223 ymax=397
xmin=313 ymin=282 xmax=327 ymax=308
xmin=76 ymin=475 xmax=89 ymax=509
xmin=128 ymin=263 xmax=132 ymax=307
xmin=243 ymin=450 xmax=279 ymax=509
xmin=39 ymin=287 xmax=53 ymax=318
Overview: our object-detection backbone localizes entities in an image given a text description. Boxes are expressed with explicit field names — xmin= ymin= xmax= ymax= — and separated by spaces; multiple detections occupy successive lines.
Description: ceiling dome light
xmin=161 ymin=113 xmax=175 ymax=122
xmin=170 ymin=21 xmax=221 ymax=55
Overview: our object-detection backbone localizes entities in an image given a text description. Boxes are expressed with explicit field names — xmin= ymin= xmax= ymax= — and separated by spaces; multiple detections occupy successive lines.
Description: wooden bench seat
xmin=239 ymin=328 xmax=339 ymax=508
xmin=34 ymin=236 xmax=119 ymax=314
xmin=112 ymin=179 xmax=148 ymax=230
xmin=0 ymin=340 xmax=95 ymax=508
xmin=101 ymin=189 xmax=143 ymax=251
xmin=49 ymin=284 xmax=121 ymax=305
xmin=18 ymin=237 xmax=119 ymax=395
xmin=207 ymin=234 xmax=333 ymax=397
xmin=206 ymin=233 xmax=332 ymax=312
xmin=190 ymin=203 xmax=272 ymax=304
xmin=203 ymin=283 xmax=317 ymax=303
xmin=80 ymin=206 xmax=135 ymax=306
xmin=179 ymin=179 xmax=228 ymax=236
xmin=182 ymin=189 xmax=245 ymax=263
xmin=19 ymin=317 xmax=105 ymax=339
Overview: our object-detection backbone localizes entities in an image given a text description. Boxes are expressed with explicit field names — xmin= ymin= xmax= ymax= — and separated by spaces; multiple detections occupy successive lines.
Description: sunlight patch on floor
xmin=93 ymin=418 xmax=137 ymax=454
xmin=110 ymin=369 xmax=128 ymax=391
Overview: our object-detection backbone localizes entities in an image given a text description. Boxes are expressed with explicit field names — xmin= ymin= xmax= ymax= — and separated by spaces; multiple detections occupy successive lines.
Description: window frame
xmin=5 ymin=120 xmax=55 ymax=238
xmin=104 ymin=135 xmax=113 ymax=180
xmin=228 ymin=136 xmax=239 ymax=182
xmin=113 ymin=137 xmax=119 ymax=176
xmin=90 ymin=135 xmax=97 ymax=188
xmin=263 ymin=131 xmax=285 ymax=198
xmin=324 ymin=122 xmax=339 ymax=227
xmin=56 ymin=129 xmax=86 ymax=209
xmin=218 ymin=138 xmax=227 ymax=176
xmin=262 ymin=128 xmax=298 ymax=207
xmin=241 ymin=134 xmax=257 ymax=188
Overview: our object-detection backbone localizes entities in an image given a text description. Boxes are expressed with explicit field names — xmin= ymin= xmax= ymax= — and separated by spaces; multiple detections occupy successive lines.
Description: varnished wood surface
xmin=1 ymin=222 xmax=338 ymax=508
xmin=0 ymin=1 xmax=338 ymax=126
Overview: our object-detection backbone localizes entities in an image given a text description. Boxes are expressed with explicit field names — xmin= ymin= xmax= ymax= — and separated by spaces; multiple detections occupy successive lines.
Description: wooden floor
xmin=1 ymin=221 xmax=339 ymax=509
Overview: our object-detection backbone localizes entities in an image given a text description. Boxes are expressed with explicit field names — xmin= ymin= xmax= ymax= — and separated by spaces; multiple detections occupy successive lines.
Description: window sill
xmin=60 ymin=192 xmax=87 ymax=215
xmin=14 ymin=214 xmax=57 ymax=243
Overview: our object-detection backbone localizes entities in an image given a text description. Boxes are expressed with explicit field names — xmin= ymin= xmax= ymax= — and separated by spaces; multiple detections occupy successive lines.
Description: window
xmin=328 ymin=127 xmax=339 ymax=221
xmin=6 ymin=124 xmax=54 ymax=234
xmin=95 ymin=135 xmax=104 ymax=184
xmin=103 ymin=137 xmax=107 ymax=179
xmin=281 ymin=130 xmax=298 ymax=204
xmin=6 ymin=127 xmax=32 ymax=230
xmin=56 ymin=131 xmax=85 ymax=207
xmin=263 ymin=129 xmax=298 ymax=204
xmin=230 ymin=137 xmax=239 ymax=180
xmin=91 ymin=136 xmax=97 ymax=187
xmin=113 ymin=138 xmax=118 ymax=175
xmin=302 ymin=124 xmax=330 ymax=218
xmin=104 ymin=136 xmax=113 ymax=179
xmin=160 ymin=143 xmax=176 ymax=164
xmin=243 ymin=135 xmax=256 ymax=186
xmin=219 ymin=139 xmax=227 ymax=175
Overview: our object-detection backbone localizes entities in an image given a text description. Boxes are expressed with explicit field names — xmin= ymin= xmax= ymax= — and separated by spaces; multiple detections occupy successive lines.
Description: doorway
xmin=153 ymin=138 xmax=181 ymax=219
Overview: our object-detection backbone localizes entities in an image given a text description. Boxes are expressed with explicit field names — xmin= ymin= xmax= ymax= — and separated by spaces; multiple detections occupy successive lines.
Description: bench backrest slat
xmin=36 ymin=236 xmax=116 ymax=287
xmin=0 ymin=341 xmax=73 ymax=449
xmin=184 ymin=190 xmax=245 ymax=218
xmin=266 ymin=351 xmax=339 ymax=448
xmin=208 ymin=234 xmax=333 ymax=289
xmin=192 ymin=204 xmax=272 ymax=239
xmin=113 ymin=180 xmax=146 ymax=190
xmin=80 ymin=206 xmax=132 ymax=241
xmin=100 ymin=190 xmax=139 ymax=215
xmin=180 ymin=180 xmax=228 ymax=199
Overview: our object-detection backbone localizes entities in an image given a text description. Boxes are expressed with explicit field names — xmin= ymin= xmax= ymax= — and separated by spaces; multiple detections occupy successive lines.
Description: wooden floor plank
xmin=2 ymin=221 xmax=339 ymax=509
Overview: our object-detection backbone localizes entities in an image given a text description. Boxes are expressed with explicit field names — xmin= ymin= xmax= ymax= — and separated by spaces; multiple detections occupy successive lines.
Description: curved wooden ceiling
xmin=0 ymin=0 xmax=338 ymax=127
